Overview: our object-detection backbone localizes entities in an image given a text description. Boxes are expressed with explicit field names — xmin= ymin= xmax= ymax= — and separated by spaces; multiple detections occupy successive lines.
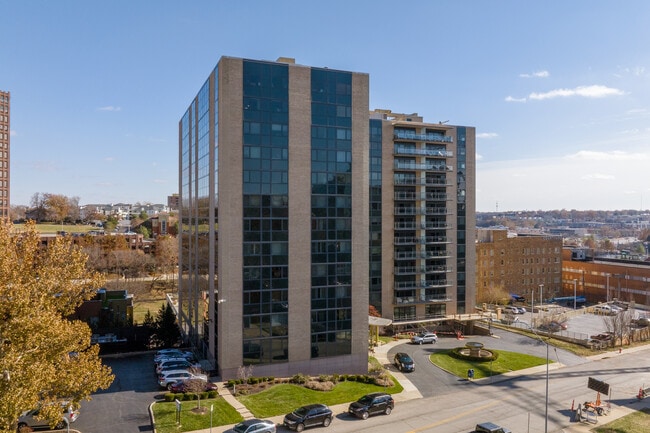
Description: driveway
xmin=72 ymin=352 xmax=161 ymax=433
xmin=386 ymin=327 xmax=588 ymax=398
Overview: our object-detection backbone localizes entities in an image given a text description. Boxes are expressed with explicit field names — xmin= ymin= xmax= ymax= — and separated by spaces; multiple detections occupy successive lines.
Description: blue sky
xmin=2 ymin=1 xmax=649 ymax=211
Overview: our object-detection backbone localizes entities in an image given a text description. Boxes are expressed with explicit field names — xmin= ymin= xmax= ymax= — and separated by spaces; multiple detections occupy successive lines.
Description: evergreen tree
xmin=153 ymin=303 xmax=181 ymax=348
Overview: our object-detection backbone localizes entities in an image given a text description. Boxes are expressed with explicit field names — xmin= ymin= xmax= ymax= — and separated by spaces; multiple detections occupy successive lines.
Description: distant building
xmin=476 ymin=229 xmax=563 ymax=303
xmin=562 ymin=247 xmax=650 ymax=305
xmin=0 ymin=90 xmax=9 ymax=219
xmin=73 ymin=288 xmax=134 ymax=328
xmin=167 ymin=194 xmax=179 ymax=210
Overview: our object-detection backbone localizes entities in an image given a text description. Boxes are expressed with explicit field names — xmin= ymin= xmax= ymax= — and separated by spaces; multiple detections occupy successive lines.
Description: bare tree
xmin=29 ymin=192 xmax=47 ymax=222
xmin=603 ymin=308 xmax=634 ymax=347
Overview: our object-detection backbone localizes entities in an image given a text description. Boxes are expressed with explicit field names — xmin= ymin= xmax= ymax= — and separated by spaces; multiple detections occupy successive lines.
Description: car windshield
xmin=357 ymin=395 xmax=374 ymax=404
xmin=293 ymin=407 xmax=310 ymax=416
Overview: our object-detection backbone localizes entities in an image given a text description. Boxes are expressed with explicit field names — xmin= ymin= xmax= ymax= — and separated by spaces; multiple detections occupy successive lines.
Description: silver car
xmin=410 ymin=332 xmax=438 ymax=344
xmin=233 ymin=418 xmax=277 ymax=433
xmin=17 ymin=402 xmax=79 ymax=430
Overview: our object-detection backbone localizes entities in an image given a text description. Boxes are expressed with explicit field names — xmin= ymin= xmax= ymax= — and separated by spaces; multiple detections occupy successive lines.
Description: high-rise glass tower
xmin=0 ymin=90 xmax=9 ymax=220
xmin=179 ymin=57 xmax=370 ymax=379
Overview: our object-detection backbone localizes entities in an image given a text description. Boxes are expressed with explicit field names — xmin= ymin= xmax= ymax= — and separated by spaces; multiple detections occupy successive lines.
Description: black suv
xmin=393 ymin=352 xmax=414 ymax=372
xmin=283 ymin=404 xmax=333 ymax=431
xmin=348 ymin=392 xmax=394 ymax=419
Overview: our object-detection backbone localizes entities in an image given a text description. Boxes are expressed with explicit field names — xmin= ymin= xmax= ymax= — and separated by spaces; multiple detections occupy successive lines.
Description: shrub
xmin=290 ymin=373 xmax=308 ymax=384
xmin=207 ymin=390 xmax=218 ymax=398
xmin=305 ymin=380 xmax=335 ymax=391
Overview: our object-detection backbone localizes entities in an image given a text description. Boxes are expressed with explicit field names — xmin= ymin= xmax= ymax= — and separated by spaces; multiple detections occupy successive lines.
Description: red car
xmin=168 ymin=378 xmax=218 ymax=393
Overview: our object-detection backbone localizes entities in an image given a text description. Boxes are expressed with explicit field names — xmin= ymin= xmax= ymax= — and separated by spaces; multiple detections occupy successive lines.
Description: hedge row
xmin=163 ymin=390 xmax=219 ymax=402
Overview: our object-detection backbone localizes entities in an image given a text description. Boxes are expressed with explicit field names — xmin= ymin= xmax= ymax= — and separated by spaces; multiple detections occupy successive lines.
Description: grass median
xmin=153 ymin=396 xmax=243 ymax=433
xmin=430 ymin=349 xmax=550 ymax=379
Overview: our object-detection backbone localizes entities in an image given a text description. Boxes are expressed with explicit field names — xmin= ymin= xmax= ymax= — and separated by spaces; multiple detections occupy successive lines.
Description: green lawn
xmin=593 ymin=407 xmax=650 ymax=433
xmin=430 ymin=349 xmax=550 ymax=379
xmin=239 ymin=380 xmax=403 ymax=418
xmin=152 ymin=397 xmax=243 ymax=433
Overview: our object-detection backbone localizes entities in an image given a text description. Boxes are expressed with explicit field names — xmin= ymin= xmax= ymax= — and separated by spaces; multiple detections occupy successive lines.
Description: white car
xmin=17 ymin=402 xmax=79 ymax=430
xmin=158 ymin=370 xmax=207 ymax=389
xmin=503 ymin=306 xmax=519 ymax=314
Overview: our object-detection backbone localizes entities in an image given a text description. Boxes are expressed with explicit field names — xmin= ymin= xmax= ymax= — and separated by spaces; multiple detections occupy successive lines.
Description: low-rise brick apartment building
xmin=562 ymin=247 xmax=650 ymax=306
xmin=476 ymin=229 xmax=563 ymax=304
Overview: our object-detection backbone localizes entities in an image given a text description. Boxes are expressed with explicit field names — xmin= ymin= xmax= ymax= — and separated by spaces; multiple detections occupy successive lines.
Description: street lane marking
xmin=404 ymin=394 xmax=514 ymax=433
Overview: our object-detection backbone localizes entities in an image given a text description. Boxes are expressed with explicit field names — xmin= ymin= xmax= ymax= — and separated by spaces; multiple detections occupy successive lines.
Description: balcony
xmin=394 ymin=191 xmax=449 ymax=201
xmin=393 ymin=176 xmax=451 ymax=187
xmin=394 ymin=130 xmax=453 ymax=143
xmin=422 ymin=279 xmax=451 ymax=288
xmin=394 ymin=161 xmax=453 ymax=172
xmin=394 ymin=145 xmax=454 ymax=157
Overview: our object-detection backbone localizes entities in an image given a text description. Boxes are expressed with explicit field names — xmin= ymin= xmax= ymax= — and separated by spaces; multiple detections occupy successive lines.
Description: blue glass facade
xmin=369 ymin=119 xmax=383 ymax=313
xmin=310 ymin=68 xmax=353 ymax=357
xmin=241 ymin=60 xmax=290 ymax=364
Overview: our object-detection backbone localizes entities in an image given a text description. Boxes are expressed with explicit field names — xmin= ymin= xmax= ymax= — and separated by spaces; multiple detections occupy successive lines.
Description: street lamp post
xmin=573 ymin=279 xmax=577 ymax=310
xmin=537 ymin=284 xmax=544 ymax=323
xmin=522 ymin=322 xmax=549 ymax=433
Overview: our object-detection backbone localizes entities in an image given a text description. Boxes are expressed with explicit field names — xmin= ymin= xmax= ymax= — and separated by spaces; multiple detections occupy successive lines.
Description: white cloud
xmin=566 ymin=150 xmax=649 ymax=161
xmin=152 ymin=179 xmax=167 ymax=184
xmin=477 ymin=132 xmax=498 ymax=139
xmin=529 ymin=85 xmax=624 ymax=100
xmin=476 ymin=153 xmax=483 ymax=161
xmin=10 ymin=129 xmax=16 ymax=136
xmin=581 ymin=173 xmax=615 ymax=180
xmin=520 ymin=70 xmax=549 ymax=78
xmin=505 ymin=96 xmax=526 ymax=103
xmin=97 ymin=106 xmax=122 ymax=112
xmin=104 ymin=157 xmax=115 ymax=162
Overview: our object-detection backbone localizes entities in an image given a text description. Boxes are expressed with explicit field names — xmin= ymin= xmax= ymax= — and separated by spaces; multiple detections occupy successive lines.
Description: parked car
xmin=593 ymin=304 xmax=617 ymax=315
xmin=393 ymin=352 xmax=415 ymax=372
xmin=17 ymin=401 xmax=79 ymax=430
xmin=156 ymin=358 xmax=200 ymax=374
xmin=283 ymin=404 xmax=333 ymax=431
xmin=538 ymin=322 xmax=561 ymax=333
xmin=550 ymin=320 xmax=568 ymax=330
xmin=158 ymin=370 xmax=208 ymax=389
xmin=590 ymin=332 xmax=614 ymax=342
xmin=154 ymin=350 xmax=194 ymax=363
xmin=348 ymin=392 xmax=394 ymax=419
xmin=168 ymin=378 xmax=219 ymax=393
xmin=410 ymin=332 xmax=438 ymax=344
xmin=516 ymin=306 xmax=527 ymax=314
xmin=472 ymin=421 xmax=512 ymax=433
xmin=233 ymin=418 xmax=277 ymax=433
xmin=503 ymin=306 xmax=521 ymax=315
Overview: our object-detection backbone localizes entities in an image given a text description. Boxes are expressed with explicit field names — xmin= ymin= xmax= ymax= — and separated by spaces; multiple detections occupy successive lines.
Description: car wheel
xmin=385 ymin=406 xmax=392 ymax=415
xmin=361 ymin=411 xmax=369 ymax=420
xmin=55 ymin=419 xmax=67 ymax=429
xmin=295 ymin=423 xmax=305 ymax=432
xmin=323 ymin=417 xmax=331 ymax=427
xmin=418 ymin=340 xmax=423 ymax=345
